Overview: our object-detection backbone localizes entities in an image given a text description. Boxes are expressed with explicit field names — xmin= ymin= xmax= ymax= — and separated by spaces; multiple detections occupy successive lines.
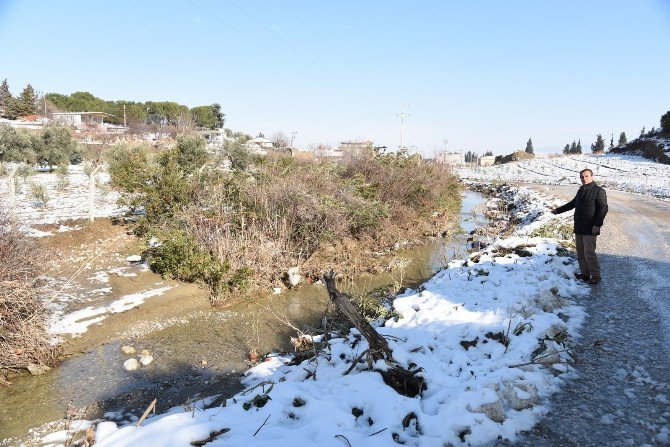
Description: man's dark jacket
xmin=554 ymin=182 xmax=608 ymax=235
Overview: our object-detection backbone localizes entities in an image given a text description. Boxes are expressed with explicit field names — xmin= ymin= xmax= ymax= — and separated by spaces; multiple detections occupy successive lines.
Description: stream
xmin=0 ymin=190 xmax=487 ymax=443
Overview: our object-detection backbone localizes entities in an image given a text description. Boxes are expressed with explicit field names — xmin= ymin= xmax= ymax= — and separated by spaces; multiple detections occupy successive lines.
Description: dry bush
xmin=131 ymin=149 xmax=461 ymax=301
xmin=0 ymin=216 xmax=60 ymax=374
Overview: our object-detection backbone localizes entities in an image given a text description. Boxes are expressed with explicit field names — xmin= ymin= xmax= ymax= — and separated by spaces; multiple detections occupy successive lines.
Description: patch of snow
xmin=49 ymin=286 xmax=173 ymax=336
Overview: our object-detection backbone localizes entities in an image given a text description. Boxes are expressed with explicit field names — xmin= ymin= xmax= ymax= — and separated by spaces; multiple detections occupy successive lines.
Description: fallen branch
xmin=253 ymin=414 xmax=271 ymax=437
xmin=323 ymin=271 xmax=426 ymax=397
xmin=136 ymin=399 xmax=157 ymax=427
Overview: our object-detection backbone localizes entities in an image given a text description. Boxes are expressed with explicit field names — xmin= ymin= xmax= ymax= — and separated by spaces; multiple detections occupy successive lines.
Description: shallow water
xmin=0 ymin=190 xmax=487 ymax=442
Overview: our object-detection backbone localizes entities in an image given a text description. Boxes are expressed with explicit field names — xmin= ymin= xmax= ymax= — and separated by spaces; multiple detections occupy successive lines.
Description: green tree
xmin=661 ymin=111 xmax=670 ymax=133
xmin=609 ymin=134 xmax=614 ymax=151
xmin=483 ymin=150 xmax=493 ymax=156
xmin=569 ymin=141 xmax=577 ymax=154
xmin=563 ymin=144 xmax=570 ymax=155
xmin=15 ymin=84 xmax=38 ymax=117
xmin=576 ymin=139 xmax=582 ymax=154
xmin=640 ymin=127 xmax=645 ymax=137
xmin=591 ymin=134 xmax=605 ymax=153
xmin=525 ymin=138 xmax=534 ymax=155
xmin=159 ymin=135 xmax=209 ymax=174
xmin=191 ymin=103 xmax=225 ymax=129
xmin=0 ymin=125 xmax=35 ymax=164
xmin=618 ymin=132 xmax=627 ymax=146
xmin=0 ymin=79 xmax=12 ymax=118
xmin=38 ymin=125 xmax=80 ymax=170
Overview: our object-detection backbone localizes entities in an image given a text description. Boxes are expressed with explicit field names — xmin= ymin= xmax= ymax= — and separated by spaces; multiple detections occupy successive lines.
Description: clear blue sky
xmin=1 ymin=0 xmax=669 ymax=155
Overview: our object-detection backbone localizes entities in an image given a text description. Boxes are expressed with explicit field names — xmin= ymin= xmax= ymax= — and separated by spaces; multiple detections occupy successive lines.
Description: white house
xmin=479 ymin=155 xmax=496 ymax=167
xmin=436 ymin=151 xmax=465 ymax=166
xmin=245 ymin=137 xmax=274 ymax=155
xmin=51 ymin=112 xmax=112 ymax=126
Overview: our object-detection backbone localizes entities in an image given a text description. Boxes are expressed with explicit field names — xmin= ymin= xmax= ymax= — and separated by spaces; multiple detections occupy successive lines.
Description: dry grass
xmin=0 ymin=215 xmax=60 ymax=375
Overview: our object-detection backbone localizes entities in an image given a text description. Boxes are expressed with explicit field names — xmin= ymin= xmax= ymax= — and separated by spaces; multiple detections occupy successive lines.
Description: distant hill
xmin=610 ymin=131 xmax=670 ymax=164
xmin=609 ymin=110 xmax=670 ymax=164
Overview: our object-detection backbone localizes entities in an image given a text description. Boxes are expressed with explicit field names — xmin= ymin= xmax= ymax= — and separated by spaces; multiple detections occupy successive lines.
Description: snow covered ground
xmin=35 ymin=186 xmax=593 ymax=447
xmin=458 ymin=154 xmax=670 ymax=200
xmin=0 ymin=164 xmax=124 ymax=233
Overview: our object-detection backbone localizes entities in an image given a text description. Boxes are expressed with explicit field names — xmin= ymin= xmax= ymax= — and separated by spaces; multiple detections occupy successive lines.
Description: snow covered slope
xmin=459 ymin=154 xmax=670 ymax=200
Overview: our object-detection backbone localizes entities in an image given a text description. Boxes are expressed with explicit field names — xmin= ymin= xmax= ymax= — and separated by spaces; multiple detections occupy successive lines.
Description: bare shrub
xmin=0 ymin=215 xmax=60 ymax=374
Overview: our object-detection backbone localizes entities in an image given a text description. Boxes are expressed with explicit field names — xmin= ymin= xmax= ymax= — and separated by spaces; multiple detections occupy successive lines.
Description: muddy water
xmin=0 ymin=191 xmax=486 ymax=442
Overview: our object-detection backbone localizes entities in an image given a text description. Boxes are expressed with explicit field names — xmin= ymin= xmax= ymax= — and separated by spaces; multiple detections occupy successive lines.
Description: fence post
xmin=89 ymin=165 xmax=102 ymax=222
xmin=8 ymin=166 xmax=18 ymax=219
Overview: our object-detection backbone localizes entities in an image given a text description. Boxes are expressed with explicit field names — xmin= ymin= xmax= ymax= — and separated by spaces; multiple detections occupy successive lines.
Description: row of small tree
xmin=0 ymin=124 xmax=80 ymax=170
xmin=0 ymin=80 xmax=40 ymax=119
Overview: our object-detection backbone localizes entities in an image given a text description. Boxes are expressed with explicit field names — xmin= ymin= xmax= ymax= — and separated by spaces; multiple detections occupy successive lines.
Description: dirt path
xmin=504 ymin=185 xmax=670 ymax=446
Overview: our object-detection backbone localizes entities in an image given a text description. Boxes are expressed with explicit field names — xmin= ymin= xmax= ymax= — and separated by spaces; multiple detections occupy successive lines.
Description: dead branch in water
xmin=323 ymin=271 xmax=426 ymax=397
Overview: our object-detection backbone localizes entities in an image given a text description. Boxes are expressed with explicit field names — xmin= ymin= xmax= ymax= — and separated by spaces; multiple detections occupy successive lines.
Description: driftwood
xmin=323 ymin=271 xmax=426 ymax=397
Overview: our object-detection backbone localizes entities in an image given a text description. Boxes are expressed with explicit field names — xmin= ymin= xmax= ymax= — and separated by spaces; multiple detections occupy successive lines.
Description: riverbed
xmin=0 ymin=190 xmax=487 ymax=443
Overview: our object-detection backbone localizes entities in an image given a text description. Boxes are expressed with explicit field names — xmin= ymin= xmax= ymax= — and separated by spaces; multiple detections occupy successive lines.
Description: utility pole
xmin=399 ymin=103 xmax=409 ymax=150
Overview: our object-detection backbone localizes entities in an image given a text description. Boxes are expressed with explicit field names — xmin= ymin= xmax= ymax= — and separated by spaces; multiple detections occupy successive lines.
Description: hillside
xmin=609 ymin=131 xmax=670 ymax=164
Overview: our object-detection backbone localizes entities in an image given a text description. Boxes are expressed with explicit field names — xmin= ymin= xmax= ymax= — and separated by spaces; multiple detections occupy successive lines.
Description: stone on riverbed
xmin=27 ymin=363 xmax=51 ymax=375
xmin=123 ymin=358 xmax=139 ymax=371
xmin=286 ymin=267 xmax=301 ymax=287
xmin=139 ymin=354 xmax=154 ymax=366
xmin=126 ymin=255 xmax=142 ymax=263
xmin=121 ymin=345 xmax=136 ymax=355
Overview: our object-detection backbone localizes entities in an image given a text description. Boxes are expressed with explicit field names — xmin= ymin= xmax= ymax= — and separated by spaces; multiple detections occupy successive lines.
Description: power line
xmin=275 ymin=0 xmax=373 ymax=83
xmin=222 ymin=0 xmax=390 ymax=113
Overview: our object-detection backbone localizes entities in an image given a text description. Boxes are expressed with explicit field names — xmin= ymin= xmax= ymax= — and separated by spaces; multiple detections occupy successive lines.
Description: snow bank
xmin=39 ymin=187 xmax=590 ymax=447
xmin=459 ymin=153 xmax=670 ymax=200
xmin=0 ymin=164 xmax=124 ymax=231
xmin=49 ymin=286 xmax=173 ymax=336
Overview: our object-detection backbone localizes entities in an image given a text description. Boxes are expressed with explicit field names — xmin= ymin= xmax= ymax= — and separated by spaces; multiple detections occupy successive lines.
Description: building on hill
xmin=435 ymin=151 xmax=465 ymax=166
xmin=197 ymin=128 xmax=229 ymax=148
xmin=338 ymin=140 xmax=374 ymax=157
xmin=245 ymin=137 xmax=274 ymax=155
xmin=51 ymin=111 xmax=112 ymax=126
xmin=479 ymin=155 xmax=496 ymax=167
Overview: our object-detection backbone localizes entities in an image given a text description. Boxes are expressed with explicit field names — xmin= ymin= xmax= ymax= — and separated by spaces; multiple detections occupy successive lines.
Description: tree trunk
xmin=323 ymin=271 xmax=426 ymax=397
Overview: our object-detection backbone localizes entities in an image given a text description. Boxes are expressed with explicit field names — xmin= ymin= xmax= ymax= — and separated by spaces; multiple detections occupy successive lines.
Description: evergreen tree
xmin=563 ymin=144 xmax=570 ymax=155
xmin=640 ymin=127 xmax=645 ymax=137
xmin=0 ymin=79 xmax=12 ymax=118
xmin=525 ymin=138 xmax=534 ymax=154
xmin=609 ymin=134 xmax=614 ymax=150
xmin=16 ymin=84 xmax=38 ymax=117
xmin=661 ymin=111 xmax=670 ymax=133
xmin=576 ymin=139 xmax=582 ymax=154
xmin=618 ymin=132 xmax=627 ymax=146
xmin=591 ymin=134 xmax=605 ymax=153
xmin=483 ymin=150 xmax=493 ymax=156
xmin=570 ymin=141 xmax=577 ymax=154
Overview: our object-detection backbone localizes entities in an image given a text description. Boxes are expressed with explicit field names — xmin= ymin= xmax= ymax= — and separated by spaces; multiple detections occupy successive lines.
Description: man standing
xmin=552 ymin=169 xmax=609 ymax=284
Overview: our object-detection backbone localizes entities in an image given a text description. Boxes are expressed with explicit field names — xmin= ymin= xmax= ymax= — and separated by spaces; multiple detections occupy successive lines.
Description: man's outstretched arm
xmin=552 ymin=197 xmax=576 ymax=215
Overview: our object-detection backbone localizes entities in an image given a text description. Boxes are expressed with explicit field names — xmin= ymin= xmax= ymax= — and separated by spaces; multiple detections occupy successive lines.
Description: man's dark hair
xmin=579 ymin=168 xmax=593 ymax=176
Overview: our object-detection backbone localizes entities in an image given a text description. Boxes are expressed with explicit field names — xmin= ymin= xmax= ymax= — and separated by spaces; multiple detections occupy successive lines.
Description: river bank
xmin=23 ymin=184 xmax=592 ymax=447
xmin=0 ymin=191 xmax=487 ymax=443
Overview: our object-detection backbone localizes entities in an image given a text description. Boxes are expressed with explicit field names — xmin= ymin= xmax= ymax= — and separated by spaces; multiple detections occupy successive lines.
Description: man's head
xmin=579 ymin=169 xmax=594 ymax=185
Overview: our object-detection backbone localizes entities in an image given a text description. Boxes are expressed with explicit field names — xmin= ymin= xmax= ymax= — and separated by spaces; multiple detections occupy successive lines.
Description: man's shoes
xmin=588 ymin=276 xmax=601 ymax=285
xmin=575 ymin=273 xmax=590 ymax=281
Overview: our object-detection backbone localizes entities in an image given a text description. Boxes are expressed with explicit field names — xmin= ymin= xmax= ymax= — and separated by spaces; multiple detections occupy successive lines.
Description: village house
xmin=245 ymin=136 xmax=274 ymax=156
xmin=435 ymin=151 xmax=465 ymax=166
xmin=338 ymin=140 xmax=374 ymax=157
xmin=479 ymin=155 xmax=496 ymax=167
